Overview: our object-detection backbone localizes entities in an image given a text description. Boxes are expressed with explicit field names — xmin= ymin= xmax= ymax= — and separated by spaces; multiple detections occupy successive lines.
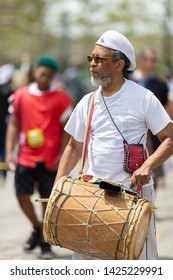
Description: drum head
xmin=126 ymin=200 xmax=152 ymax=259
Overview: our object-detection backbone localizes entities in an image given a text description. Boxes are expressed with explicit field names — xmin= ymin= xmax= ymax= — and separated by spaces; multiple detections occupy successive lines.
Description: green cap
xmin=37 ymin=56 xmax=60 ymax=71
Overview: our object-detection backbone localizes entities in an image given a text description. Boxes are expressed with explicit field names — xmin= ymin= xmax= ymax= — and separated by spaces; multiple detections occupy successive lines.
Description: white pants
xmin=138 ymin=184 xmax=158 ymax=260
xmin=72 ymin=184 xmax=158 ymax=260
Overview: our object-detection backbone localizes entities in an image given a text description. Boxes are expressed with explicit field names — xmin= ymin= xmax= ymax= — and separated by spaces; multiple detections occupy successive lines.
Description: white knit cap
xmin=96 ymin=30 xmax=136 ymax=71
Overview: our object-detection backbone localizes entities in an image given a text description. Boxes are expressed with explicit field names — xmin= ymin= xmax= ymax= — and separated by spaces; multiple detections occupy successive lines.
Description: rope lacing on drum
xmin=62 ymin=182 xmax=136 ymax=259
xmin=114 ymin=197 xmax=137 ymax=259
xmin=49 ymin=176 xmax=75 ymax=247
xmin=47 ymin=177 xmax=144 ymax=260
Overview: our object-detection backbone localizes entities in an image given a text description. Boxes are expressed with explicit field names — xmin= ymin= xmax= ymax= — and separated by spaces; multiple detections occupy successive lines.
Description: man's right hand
xmin=5 ymin=154 xmax=16 ymax=172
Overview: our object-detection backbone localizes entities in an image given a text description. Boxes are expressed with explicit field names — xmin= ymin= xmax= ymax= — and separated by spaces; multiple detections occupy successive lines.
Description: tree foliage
xmin=0 ymin=0 xmax=173 ymax=67
xmin=0 ymin=0 xmax=57 ymax=64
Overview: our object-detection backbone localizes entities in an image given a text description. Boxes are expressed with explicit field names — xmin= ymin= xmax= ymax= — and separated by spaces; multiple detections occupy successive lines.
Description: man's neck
xmin=101 ymin=77 xmax=125 ymax=96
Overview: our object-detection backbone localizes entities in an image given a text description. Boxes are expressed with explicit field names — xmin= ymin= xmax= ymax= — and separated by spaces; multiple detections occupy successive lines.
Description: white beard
xmin=91 ymin=76 xmax=111 ymax=87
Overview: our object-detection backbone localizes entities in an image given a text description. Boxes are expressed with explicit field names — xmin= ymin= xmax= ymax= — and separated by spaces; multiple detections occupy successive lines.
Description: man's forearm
xmin=54 ymin=141 xmax=82 ymax=182
xmin=144 ymin=137 xmax=173 ymax=171
xmin=59 ymin=131 xmax=70 ymax=156
xmin=6 ymin=116 xmax=19 ymax=160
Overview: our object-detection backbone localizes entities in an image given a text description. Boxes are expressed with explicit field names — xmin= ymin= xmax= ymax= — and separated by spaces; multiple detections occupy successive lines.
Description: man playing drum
xmin=53 ymin=30 xmax=173 ymax=259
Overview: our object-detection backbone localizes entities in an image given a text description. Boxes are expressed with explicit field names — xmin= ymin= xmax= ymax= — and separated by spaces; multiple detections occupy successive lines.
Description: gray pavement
xmin=0 ymin=162 xmax=173 ymax=260
xmin=0 ymin=172 xmax=73 ymax=260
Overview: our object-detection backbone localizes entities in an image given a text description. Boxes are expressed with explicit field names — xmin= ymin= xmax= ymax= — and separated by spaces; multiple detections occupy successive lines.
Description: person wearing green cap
xmin=5 ymin=56 xmax=73 ymax=259
xmin=37 ymin=56 xmax=60 ymax=71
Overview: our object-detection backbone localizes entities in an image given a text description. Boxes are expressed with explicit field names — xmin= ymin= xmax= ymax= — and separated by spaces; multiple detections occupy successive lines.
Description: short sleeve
xmin=145 ymin=91 xmax=172 ymax=135
xmin=64 ymin=93 xmax=92 ymax=142
xmin=58 ymin=92 xmax=73 ymax=123
xmin=12 ymin=87 xmax=26 ymax=120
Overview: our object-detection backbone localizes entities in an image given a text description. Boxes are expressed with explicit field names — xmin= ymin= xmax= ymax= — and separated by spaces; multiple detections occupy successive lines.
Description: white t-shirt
xmin=65 ymin=79 xmax=172 ymax=185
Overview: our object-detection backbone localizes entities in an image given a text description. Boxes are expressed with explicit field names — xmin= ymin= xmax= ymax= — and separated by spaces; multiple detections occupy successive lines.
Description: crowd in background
xmin=0 ymin=58 xmax=93 ymax=177
xmin=1 ymin=49 xmax=173 ymax=183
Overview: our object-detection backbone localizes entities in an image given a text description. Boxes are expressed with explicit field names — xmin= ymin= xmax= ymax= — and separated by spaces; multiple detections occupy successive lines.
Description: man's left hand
xmin=130 ymin=165 xmax=152 ymax=187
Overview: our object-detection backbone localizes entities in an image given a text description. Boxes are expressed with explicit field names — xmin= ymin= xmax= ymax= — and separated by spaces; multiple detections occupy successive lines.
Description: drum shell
xmin=43 ymin=176 xmax=152 ymax=260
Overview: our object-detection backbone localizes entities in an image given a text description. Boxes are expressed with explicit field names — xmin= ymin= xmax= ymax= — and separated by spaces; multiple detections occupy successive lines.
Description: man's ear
xmin=115 ymin=59 xmax=125 ymax=71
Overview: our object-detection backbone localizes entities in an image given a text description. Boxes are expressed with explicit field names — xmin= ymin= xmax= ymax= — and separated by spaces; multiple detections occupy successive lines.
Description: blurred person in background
xmin=5 ymin=56 xmax=73 ymax=259
xmin=129 ymin=47 xmax=169 ymax=190
xmin=63 ymin=64 xmax=88 ymax=106
xmin=0 ymin=64 xmax=15 ymax=177
xmin=163 ymin=65 xmax=173 ymax=119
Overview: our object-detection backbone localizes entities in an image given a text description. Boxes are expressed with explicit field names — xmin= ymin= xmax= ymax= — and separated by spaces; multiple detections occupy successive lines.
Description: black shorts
xmin=15 ymin=163 xmax=56 ymax=198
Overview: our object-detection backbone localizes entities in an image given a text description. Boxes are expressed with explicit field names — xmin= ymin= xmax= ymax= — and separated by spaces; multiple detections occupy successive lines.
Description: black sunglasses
xmin=87 ymin=55 xmax=113 ymax=64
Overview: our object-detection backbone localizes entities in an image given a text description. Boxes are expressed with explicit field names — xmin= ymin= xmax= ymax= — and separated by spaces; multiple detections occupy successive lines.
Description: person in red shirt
xmin=6 ymin=56 xmax=73 ymax=259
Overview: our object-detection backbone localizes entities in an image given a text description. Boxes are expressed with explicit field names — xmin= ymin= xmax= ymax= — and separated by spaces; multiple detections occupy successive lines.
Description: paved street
xmin=0 ymin=161 xmax=173 ymax=260
xmin=0 ymin=172 xmax=73 ymax=260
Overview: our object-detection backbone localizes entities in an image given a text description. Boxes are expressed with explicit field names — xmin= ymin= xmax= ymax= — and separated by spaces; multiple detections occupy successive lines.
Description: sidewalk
xmin=154 ymin=164 xmax=173 ymax=260
xmin=0 ymin=172 xmax=73 ymax=260
xmin=0 ymin=163 xmax=173 ymax=260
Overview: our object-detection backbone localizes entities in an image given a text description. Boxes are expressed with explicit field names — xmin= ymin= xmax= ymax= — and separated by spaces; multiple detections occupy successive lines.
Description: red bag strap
xmin=80 ymin=92 xmax=96 ymax=175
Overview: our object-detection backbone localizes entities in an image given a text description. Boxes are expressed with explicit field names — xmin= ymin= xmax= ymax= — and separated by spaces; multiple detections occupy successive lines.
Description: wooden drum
xmin=43 ymin=176 xmax=152 ymax=260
